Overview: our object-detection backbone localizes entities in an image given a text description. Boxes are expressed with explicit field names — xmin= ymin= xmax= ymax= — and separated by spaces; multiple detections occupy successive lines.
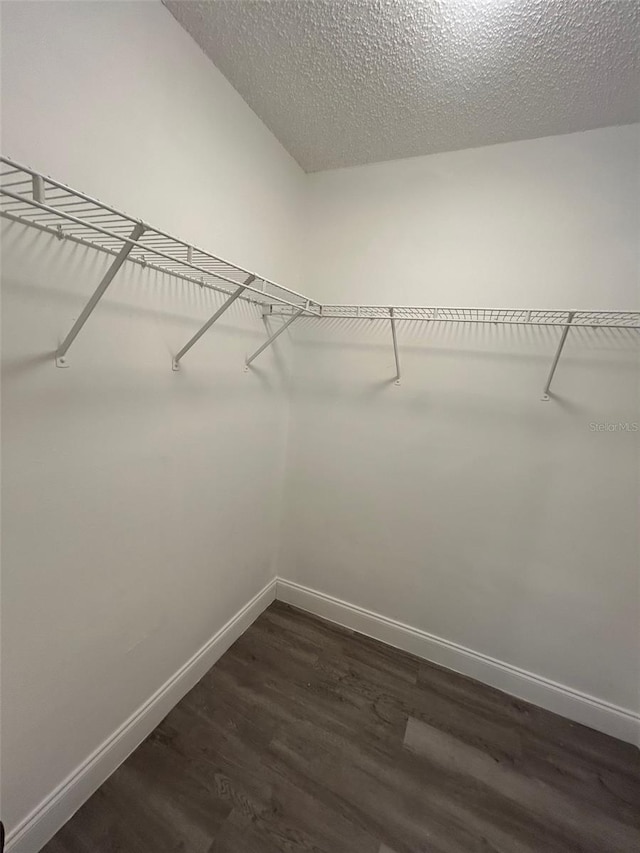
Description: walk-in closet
xmin=1 ymin=2 xmax=639 ymax=852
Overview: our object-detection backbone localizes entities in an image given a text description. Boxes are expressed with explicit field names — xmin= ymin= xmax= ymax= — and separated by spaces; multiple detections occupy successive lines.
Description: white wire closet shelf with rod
xmin=1 ymin=155 xmax=638 ymax=400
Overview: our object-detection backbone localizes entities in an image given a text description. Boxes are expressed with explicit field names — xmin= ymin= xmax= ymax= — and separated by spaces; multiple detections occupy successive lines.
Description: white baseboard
xmin=276 ymin=578 xmax=640 ymax=748
xmin=7 ymin=574 xmax=638 ymax=853
xmin=6 ymin=578 xmax=277 ymax=853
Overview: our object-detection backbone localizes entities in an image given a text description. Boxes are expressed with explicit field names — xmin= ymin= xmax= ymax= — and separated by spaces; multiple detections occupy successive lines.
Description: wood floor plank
xmin=208 ymin=811 xmax=284 ymax=853
xmin=41 ymin=602 xmax=640 ymax=853
xmin=404 ymin=716 xmax=638 ymax=853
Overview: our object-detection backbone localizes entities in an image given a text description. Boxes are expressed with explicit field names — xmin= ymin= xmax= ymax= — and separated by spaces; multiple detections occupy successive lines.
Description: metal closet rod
xmin=1 ymin=156 xmax=638 ymax=394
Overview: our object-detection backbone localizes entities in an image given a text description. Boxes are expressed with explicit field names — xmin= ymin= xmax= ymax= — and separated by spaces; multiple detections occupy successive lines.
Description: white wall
xmin=282 ymin=126 xmax=640 ymax=719
xmin=301 ymin=126 xmax=639 ymax=308
xmin=0 ymin=0 xmax=304 ymax=287
xmin=0 ymin=0 xmax=304 ymax=841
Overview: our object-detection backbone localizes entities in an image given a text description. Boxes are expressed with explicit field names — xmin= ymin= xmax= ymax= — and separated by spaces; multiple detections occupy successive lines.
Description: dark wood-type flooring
xmin=43 ymin=602 xmax=640 ymax=853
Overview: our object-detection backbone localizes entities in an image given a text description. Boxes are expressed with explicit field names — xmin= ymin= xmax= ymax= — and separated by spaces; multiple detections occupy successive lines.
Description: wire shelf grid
xmin=1 ymin=155 xmax=638 ymax=389
xmin=264 ymin=304 xmax=640 ymax=328
xmin=0 ymin=157 xmax=318 ymax=316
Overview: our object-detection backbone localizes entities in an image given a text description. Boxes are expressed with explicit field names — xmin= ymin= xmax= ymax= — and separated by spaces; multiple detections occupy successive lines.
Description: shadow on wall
xmin=287 ymin=315 xmax=639 ymax=409
xmin=1 ymin=218 xmax=263 ymax=324
xmin=1 ymin=221 xmax=297 ymax=391
xmin=292 ymin=314 xmax=639 ymax=355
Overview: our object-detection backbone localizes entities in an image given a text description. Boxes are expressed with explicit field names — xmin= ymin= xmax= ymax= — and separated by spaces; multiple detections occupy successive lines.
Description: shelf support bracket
xmin=541 ymin=311 xmax=575 ymax=401
xmin=55 ymin=222 xmax=145 ymax=367
xmin=245 ymin=305 xmax=305 ymax=369
xmin=172 ymin=274 xmax=255 ymax=370
xmin=390 ymin=307 xmax=401 ymax=385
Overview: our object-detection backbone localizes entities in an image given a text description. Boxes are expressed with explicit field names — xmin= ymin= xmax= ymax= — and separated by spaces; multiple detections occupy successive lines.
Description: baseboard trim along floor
xmin=276 ymin=578 xmax=640 ymax=748
xmin=8 ymin=575 xmax=639 ymax=853
xmin=5 ymin=579 xmax=277 ymax=853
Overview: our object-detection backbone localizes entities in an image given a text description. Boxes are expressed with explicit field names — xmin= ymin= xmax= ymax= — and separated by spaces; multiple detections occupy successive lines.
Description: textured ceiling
xmin=164 ymin=0 xmax=640 ymax=172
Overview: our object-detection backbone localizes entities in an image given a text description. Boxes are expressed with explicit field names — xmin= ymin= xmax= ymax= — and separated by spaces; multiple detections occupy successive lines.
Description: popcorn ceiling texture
xmin=163 ymin=0 xmax=639 ymax=173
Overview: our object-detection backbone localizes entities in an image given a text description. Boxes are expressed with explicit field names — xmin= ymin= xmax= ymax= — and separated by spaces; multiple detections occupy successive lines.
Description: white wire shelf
xmin=1 ymin=155 xmax=638 ymax=396
xmin=0 ymin=156 xmax=318 ymax=316
xmin=264 ymin=304 xmax=640 ymax=328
